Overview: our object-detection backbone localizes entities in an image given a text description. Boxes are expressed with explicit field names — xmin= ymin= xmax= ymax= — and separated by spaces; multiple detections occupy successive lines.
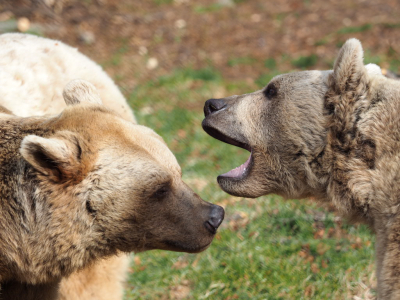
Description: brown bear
xmin=203 ymin=38 xmax=400 ymax=299
xmin=0 ymin=79 xmax=224 ymax=300
xmin=0 ymin=32 xmax=136 ymax=300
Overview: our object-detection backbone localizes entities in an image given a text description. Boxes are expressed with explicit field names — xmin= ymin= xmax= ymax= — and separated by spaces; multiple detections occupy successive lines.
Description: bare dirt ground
xmin=2 ymin=0 xmax=400 ymax=91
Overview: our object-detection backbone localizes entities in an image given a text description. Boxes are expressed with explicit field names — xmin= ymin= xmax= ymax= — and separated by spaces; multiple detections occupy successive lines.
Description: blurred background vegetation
xmin=2 ymin=0 xmax=400 ymax=299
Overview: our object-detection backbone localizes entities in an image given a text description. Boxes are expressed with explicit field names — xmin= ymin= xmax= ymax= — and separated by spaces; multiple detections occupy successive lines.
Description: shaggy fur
xmin=0 ymin=33 xmax=135 ymax=122
xmin=0 ymin=80 xmax=223 ymax=300
xmin=203 ymin=39 xmax=400 ymax=299
xmin=0 ymin=33 xmax=135 ymax=300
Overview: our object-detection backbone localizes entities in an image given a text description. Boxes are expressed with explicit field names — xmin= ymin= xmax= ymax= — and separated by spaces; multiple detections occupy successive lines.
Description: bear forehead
xmin=113 ymin=122 xmax=182 ymax=177
xmin=271 ymin=70 xmax=331 ymax=88
xmin=59 ymin=106 xmax=181 ymax=176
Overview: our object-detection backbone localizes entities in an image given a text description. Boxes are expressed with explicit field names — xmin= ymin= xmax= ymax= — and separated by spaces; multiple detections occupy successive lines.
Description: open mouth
xmin=220 ymin=153 xmax=252 ymax=178
xmin=202 ymin=124 xmax=253 ymax=180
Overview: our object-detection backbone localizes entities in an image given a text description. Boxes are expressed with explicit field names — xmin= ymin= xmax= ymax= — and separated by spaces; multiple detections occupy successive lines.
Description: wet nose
xmin=204 ymin=98 xmax=227 ymax=117
xmin=204 ymin=205 xmax=225 ymax=234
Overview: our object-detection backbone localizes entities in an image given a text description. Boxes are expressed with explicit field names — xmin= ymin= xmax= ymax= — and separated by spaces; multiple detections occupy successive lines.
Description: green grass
xmin=390 ymin=59 xmax=400 ymax=72
xmin=291 ymin=55 xmax=318 ymax=69
xmin=153 ymin=0 xmax=174 ymax=5
xmin=128 ymin=67 xmax=223 ymax=114
xmin=122 ymin=66 xmax=376 ymax=299
xmin=102 ymin=43 xmax=129 ymax=68
xmin=337 ymin=23 xmax=372 ymax=34
xmin=364 ymin=50 xmax=383 ymax=65
xmin=314 ymin=39 xmax=329 ymax=46
xmin=255 ymin=72 xmax=280 ymax=88
xmin=194 ymin=4 xmax=224 ymax=13
xmin=382 ymin=23 xmax=400 ymax=29
xmin=228 ymin=56 xmax=257 ymax=67
xmin=264 ymin=58 xmax=277 ymax=70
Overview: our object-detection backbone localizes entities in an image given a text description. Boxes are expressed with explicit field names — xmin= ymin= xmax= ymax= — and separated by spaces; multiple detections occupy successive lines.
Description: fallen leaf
xmin=311 ymin=263 xmax=319 ymax=273
xmin=237 ymin=232 xmax=244 ymax=241
xmin=191 ymin=255 xmax=201 ymax=268
xmin=321 ymin=260 xmax=329 ymax=268
xmin=313 ymin=229 xmax=325 ymax=239
xmin=305 ymin=255 xmax=315 ymax=263
xmin=172 ymin=259 xmax=189 ymax=269
xmin=133 ymin=256 xmax=141 ymax=266
xmin=317 ymin=243 xmax=330 ymax=255
xmin=298 ymin=250 xmax=308 ymax=258
xmin=177 ymin=129 xmax=187 ymax=138
xmin=304 ymin=285 xmax=314 ymax=297
xmin=170 ymin=285 xmax=191 ymax=300
xmin=229 ymin=211 xmax=249 ymax=231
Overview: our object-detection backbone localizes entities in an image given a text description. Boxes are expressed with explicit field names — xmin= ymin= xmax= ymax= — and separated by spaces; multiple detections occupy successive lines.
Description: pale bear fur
xmin=0 ymin=33 xmax=133 ymax=300
xmin=0 ymin=33 xmax=135 ymax=122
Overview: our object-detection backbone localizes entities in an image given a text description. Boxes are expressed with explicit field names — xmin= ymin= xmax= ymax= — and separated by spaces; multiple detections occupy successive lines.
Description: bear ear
xmin=0 ymin=105 xmax=13 ymax=115
xmin=62 ymin=79 xmax=102 ymax=106
xmin=332 ymin=38 xmax=366 ymax=93
xmin=20 ymin=134 xmax=83 ymax=183
xmin=365 ymin=63 xmax=382 ymax=76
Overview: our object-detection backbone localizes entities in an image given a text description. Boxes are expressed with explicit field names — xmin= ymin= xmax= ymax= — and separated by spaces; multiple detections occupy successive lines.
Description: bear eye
xmin=264 ymin=84 xmax=277 ymax=99
xmin=152 ymin=184 xmax=170 ymax=199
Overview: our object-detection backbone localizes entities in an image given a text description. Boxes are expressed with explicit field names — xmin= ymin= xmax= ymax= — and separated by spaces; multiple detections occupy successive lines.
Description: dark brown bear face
xmin=73 ymin=120 xmax=225 ymax=254
xmin=202 ymin=39 xmax=380 ymax=201
xmin=20 ymin=80 xmax=224 ymax=256
xmin=202 ymin=70 xmax=331 ymax=199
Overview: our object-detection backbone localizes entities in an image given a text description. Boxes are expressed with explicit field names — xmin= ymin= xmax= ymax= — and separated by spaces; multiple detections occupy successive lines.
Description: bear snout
xmin=204 ymin=98 xmax=227 ymax=116
xmin=204 ymin=205 xmax=225 ymax=234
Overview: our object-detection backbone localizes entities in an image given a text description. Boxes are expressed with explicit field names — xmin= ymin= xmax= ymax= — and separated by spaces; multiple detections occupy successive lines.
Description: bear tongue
xmin=221 ymin=154 xmax=251 ymax=178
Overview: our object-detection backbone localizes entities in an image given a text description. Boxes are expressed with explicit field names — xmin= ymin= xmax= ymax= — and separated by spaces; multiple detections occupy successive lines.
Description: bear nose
xmin=204 ymin=205 xmax=225 ymax=234
xmin=204 ymin=98 xmax=227 ymax=117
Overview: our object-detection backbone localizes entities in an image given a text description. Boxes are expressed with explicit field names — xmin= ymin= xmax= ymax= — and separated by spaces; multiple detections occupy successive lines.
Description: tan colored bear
xmin=0 ymin=79 xmax=224 ymax=300
xmin=203 ymin=39 xmax=400 ymax=299
xmin=0 ymin=33 xmax=134 ymax=300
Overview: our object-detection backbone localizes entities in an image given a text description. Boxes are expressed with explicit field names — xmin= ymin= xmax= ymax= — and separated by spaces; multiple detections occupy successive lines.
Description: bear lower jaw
xmin=219 ymin=151 xmax=253 ymax=179
xmin=162 ymin=240 xmax=212 ymax=253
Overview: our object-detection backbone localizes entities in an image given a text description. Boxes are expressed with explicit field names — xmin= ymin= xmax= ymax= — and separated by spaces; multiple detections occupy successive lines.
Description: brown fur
xmin=0 ymin=80 xmax=224 ymax=299
xmin=58 ymin=254 xmax=128 ymax=300
xmin=0 ymin=33 xmax=137 ymax=300
xmin=203 ymin=39 xmax=400 ymax=299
